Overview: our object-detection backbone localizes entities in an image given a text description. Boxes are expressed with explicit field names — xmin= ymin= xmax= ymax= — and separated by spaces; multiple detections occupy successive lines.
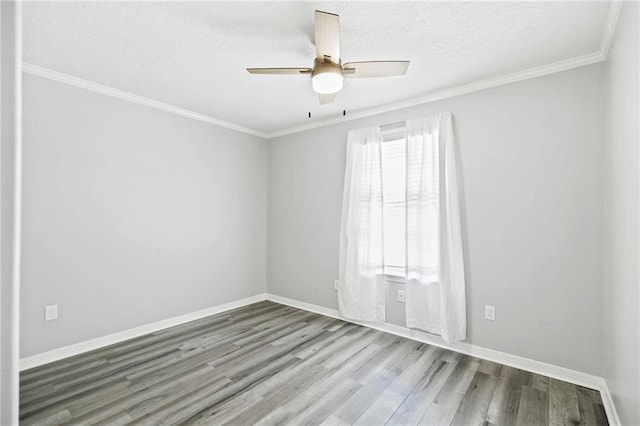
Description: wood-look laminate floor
xmin=20 ymin=301 xmax=608 ymax=426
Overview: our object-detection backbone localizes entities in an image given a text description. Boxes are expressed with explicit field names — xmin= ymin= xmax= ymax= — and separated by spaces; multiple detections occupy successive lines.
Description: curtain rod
xmin=379 ymin=121 xmax=406 ymax=131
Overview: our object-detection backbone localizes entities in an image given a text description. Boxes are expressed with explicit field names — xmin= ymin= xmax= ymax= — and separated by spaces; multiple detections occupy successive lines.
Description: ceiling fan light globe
xmin=312 ymin=71 xmax=344 ymax=94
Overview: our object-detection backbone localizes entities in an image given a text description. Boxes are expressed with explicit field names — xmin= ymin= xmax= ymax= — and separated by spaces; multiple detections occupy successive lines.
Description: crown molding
xmin=22 ymin=63 xmax=268 ymax=139
xmin=267 ymin=1 xmax=621 ymax=139
xmin=24 ymin=2 xmax=620 ymax=141
xmin=599 ymin=1 xmax=622 ymax=60
xmin=267 ymin=51 xmax=604 ymax=139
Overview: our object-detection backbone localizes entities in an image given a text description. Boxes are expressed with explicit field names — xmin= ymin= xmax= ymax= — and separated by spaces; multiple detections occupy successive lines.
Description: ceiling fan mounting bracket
xmin=322 ymin=54 xmax=339 ymax=65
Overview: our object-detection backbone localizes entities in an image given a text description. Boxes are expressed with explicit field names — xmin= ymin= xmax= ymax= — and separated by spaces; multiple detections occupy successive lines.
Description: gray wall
xmin=1 ymin=2 xmax=21 ymax=423
xmin=21 ymin=74 xmax=268 ymax=357
xmin=268 ymin=64 xmax=605 ymax=375
xmin=603 ymin=2 xmax=639 ymax=424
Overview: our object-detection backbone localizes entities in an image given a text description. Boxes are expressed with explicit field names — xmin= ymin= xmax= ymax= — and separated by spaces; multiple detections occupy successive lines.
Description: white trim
xmin=600 ymin=381 xmax=622 ymax=426
xmin=12 ymin=3 xmax=23 ymax=426
xmin=599 ymin=1 xmax=622 ymax=60
xmin=23 ymin=52 xmax=606 ymax=142
xmin=0 ymin=2 xmax=23 ymax=424
xmin=268 ymin=1 xmax=622 ymax=139
xmin=19 ymin=291 xmax=620 ymax=423
xmin=265 ymin=294 xmax=600 ymax=387
xmin=267 ymin=294 xmax=339 ymax=319
xmin=21 ymin=63 xmax=268 ymax=139
xmin=265 ymin=293 xmax=619 ymax=424
xmin=21 ymin=2 xmax=621 ymax=141
xmin=598 ymin=4 xmax=631 ymax=426
xmin=19 ymin=293 xmax=268 ymax=371
xmin=267 ymin=52 xmax=604 ymax=139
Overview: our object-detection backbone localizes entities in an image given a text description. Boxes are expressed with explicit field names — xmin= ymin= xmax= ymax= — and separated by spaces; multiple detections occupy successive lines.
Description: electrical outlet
xmin=334 ymin=280 xmax=339 ymax=291
xmin=397 ymin=289 xmax=405 ymax=303
xmin=45 ymin=305 xmax=58 ymax=321
xmin=485 ymin=305 xmax=496 ymax=321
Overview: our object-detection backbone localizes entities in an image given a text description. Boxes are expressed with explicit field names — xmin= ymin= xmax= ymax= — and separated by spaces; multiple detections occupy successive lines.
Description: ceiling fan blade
xmin=315 ymin=11 xmax=340 ymax=64
xmin=343 ymin=61 xmax=410 ymax=78
xmin=246 ymin=68 xmax=312 ymax=75
xmin=318 ymin=93 xmax=336 ymax=105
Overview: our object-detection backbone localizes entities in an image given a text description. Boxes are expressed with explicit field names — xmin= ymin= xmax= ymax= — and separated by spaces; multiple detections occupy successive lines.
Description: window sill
xmin=384 ymin=274 xmax=406 ymax=284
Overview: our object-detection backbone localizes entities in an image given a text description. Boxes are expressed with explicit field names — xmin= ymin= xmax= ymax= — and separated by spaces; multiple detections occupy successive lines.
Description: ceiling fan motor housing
xmin=311 ymin=59 xmax=344 ymax=94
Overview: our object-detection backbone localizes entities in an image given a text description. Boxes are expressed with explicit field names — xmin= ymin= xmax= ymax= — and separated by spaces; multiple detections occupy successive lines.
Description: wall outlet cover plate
xmin=45 ymin=305 xmax=58 ymax=321
xmin=484 ymin=305 xmax=496 ymax=321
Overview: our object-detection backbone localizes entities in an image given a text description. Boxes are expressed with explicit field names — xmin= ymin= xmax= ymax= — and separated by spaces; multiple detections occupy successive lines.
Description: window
xmin=339 ymin=113 xmax=465 ymax=342
xmin=381 ymin=128 xmax=407 ymax=278
xmin=380 ymin=124 xmax=440 ymax=282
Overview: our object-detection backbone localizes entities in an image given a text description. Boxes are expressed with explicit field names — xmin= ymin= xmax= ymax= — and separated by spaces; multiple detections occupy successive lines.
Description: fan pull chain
xmin=307 ymin=110 xmax=345 ymax=118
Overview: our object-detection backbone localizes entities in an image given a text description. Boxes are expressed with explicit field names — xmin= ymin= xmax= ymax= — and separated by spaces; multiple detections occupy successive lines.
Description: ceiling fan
xmin=246 ymin=10 xmax=410 ymax=105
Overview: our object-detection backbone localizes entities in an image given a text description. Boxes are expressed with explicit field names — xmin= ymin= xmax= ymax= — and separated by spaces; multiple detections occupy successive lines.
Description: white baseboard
xmin=265 ymin=293 xmax=620 ymax=426
xmin=21 ymin=291 xmax=619 ymax=425
xmin=599 ymin=380 xmax=622 ymax=426
xmin=20 ymin=293 xmax=268 ymax=371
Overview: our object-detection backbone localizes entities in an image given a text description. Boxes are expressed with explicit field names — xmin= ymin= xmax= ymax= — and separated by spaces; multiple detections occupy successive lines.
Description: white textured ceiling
xmin=23 ymin=1 xmax=611 ymax=135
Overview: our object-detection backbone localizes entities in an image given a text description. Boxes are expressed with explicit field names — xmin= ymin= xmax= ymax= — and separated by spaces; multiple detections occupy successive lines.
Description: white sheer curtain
xmin=337 ymin=127 xmax=386 ymax=322
xmin=405 ymin=113 xmax=466 ymax=343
